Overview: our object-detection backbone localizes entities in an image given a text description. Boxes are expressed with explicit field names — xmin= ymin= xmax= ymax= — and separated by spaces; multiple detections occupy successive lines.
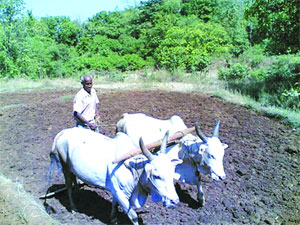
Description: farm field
xmin=0 ymin=88 xmax=299 ymax=225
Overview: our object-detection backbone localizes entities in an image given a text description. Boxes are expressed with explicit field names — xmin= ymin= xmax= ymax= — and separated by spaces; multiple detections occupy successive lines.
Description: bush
xmin=123 ymin=54 xmax=147 ymax=71
xmin=280 ymin=85 xmax=300 ymax=110
xmin=239 ymin=45 xmax=266 ymax=68
xmin=218 ymin=63 xmax=250 ymax=80
xmin=264 ymin=55 xmax=300 ymax=94
xmin=0 ymin=51 xmax=20 ymax=79
xmin=261 ymin=56 xmax=300 ymax=110
xmin=81 ymin=54 xmax=114 ymax=71
xmin=250 ymin=67 xmax=267 ymax=81
xmin=220 ymin=54 xmax=300 ymax=111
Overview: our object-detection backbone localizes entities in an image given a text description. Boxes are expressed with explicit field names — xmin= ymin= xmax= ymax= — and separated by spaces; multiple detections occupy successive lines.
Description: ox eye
xmin=153 ymin=175 xmax=161 ymax=180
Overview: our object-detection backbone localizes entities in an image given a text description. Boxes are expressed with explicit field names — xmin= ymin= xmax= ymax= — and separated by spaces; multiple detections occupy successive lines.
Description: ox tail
xmin=47 ymin=132 xmax=63 ymax=186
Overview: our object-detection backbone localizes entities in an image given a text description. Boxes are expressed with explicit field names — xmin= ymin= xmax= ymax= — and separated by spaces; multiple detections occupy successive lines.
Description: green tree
xmin=86 ymin=11 xmax=128 ymax=39
xmin=0 ymin=0 xmax=24 ymax=24
xmin=212 ymin=0 xmax=249 ymax=57
xmin=245 ymin=0 xmax=300 ymax=54
xmin=155 ymin=22 xmax=231 ymax=71
xmin=181 ymin=0 xmax=214 ymax=22
xmin=0 ymin=0 xmax=26 ymax=77
xmin=40 ymin=16 xmax=82 ymax=46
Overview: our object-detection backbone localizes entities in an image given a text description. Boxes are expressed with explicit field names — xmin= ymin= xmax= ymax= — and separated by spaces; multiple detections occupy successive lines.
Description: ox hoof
xmin=197 ymin=197 xmax=205 ymax=207
xmin=71 ymin=207 xmax=78 ymax=213
xmin=110 ymin=217 xmax=118 ymax=225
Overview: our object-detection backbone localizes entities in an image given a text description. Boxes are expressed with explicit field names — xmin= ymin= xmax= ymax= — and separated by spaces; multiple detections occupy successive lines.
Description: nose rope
xmin=181 ymin=137 xmax=205 ymax=165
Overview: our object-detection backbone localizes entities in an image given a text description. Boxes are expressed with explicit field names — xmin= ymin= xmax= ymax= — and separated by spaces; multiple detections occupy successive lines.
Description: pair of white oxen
xmin=48 ymin=113 xmax=228 ymax=225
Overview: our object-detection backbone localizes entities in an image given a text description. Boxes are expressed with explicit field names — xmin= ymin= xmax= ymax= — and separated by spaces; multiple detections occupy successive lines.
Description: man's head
xmin=81 ymin=74 xmax=93 ymax=94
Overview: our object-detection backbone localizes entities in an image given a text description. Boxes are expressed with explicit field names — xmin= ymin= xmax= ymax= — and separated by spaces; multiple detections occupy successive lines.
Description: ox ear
xmin=222 ymin=143 xmax=228 ymax=149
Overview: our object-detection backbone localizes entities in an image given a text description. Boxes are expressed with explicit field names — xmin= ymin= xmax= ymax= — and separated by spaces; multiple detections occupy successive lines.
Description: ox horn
xmin=195 ymin=122 xmax=208 ymax=143
xmin=139 ymin=137 xmax=155 ymax=161
xmin=160 ymin=130 xmax=169 ymax=154
xmin=212 ymin=120 xmax=220 ymax=138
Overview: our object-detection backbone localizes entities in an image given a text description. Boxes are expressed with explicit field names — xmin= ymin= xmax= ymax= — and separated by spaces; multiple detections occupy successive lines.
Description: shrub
xmin=218 ymin=63 xmax=250 ymax=80
xmin=262 ymin=55 xmax=300 ymax=110
xmin=250 ymin=67 xmax=267 ymax=81
xmin=123 ymin=54 xmax=147 ymax=71
xmin=239 ymin=45 xmax=266 ymax=68
xmin=280 ymin=85 xmax=300 ymax=110
xmin=264 ymin=55 xmax=300 ymax=94
xmin=83 ymin=54 xmax=114 ymax=71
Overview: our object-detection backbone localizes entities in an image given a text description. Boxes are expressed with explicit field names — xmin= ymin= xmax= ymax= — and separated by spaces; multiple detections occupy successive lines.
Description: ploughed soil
xmin=0 ymin=88 xmax=299 ymax=225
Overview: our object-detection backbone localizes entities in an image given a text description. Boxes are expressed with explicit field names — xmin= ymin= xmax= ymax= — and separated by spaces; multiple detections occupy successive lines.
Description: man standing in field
xmin=73 ymin=74 xmax=100 ymax=132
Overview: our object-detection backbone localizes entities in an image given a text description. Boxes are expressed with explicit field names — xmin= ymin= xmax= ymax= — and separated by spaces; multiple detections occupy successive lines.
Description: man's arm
xmin=74 ymin=111 xmax=97 ymax=130
xmin=95 ymin=103 xmax=100 ymax=118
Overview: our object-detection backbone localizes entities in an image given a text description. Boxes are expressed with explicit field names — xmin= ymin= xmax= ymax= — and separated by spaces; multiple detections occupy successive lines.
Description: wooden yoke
xmin=112 ymin=126 xmax=195 ymax=164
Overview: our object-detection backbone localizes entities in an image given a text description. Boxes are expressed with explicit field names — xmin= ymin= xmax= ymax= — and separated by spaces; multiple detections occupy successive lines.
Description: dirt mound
xmin=0 ymin=89 xmax=299 ymax=224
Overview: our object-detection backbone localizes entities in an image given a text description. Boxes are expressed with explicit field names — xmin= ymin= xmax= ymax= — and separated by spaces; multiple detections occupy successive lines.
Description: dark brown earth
xmin=0 ymin=89 xmax=299 ymax=225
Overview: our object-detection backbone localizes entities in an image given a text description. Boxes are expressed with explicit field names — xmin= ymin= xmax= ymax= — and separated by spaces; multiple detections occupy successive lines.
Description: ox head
xmin=140 ymin=131 xmax=182 ymax=208
xmin=195 ymin=121 xmax=228 ymax=181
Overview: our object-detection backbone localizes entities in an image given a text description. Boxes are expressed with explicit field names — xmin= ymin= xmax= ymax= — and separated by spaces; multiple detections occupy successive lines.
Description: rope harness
xmin=178 ymin=135 xmax=206 ymax=177
xmin=124 ymin=155 xmax=151 ymax=193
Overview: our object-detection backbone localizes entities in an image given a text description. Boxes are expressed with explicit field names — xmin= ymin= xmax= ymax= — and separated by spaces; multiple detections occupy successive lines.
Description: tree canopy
xmin=0 ymin=0 xmax=299 ymax=79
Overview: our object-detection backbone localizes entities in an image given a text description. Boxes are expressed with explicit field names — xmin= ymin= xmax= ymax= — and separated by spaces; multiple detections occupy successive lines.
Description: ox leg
xmin=74 ymin=177 xmax=83 ymax=192
xmin=110 ymin=197 xmax=118 ymax=224
xmin=112 ymin=195 xmax=139 ymax=225
xmin=63 ymin=169 xmax=78 ymax=212
xmin=197 ymin=176 xmax=205 ymax=207
xmin=128 ymin=208 xmax=139 ymax=225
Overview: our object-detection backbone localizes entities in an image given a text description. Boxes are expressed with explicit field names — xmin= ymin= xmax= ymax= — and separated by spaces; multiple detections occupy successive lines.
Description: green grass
xmin=210 ymin=88 xmax=300 ymax=128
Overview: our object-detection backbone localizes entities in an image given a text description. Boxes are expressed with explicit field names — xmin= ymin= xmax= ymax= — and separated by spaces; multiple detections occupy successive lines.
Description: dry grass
xmin=0 ymin=72 xmax=299 ymax=128
xmin=0 ymin=174 xmax=59 ymax=225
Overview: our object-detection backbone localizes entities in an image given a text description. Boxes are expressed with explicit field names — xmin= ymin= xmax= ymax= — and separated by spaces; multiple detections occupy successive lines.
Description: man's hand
xmin=95 ymin=115 xmax=101 ymax=126
xmin=87 ymin=122 xmax=97 ymax=131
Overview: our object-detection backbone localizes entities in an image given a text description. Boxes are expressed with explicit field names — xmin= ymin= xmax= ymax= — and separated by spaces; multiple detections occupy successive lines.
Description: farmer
xmin=73 ymin=74 xmax=100 ymax=132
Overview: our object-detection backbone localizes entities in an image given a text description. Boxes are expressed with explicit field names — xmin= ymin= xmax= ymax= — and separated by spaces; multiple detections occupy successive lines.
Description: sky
xmin=23 ymin=0 xmax=139 ymax=22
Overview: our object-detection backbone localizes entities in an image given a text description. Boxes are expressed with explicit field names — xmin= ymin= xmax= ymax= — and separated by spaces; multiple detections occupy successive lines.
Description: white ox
xmin=48 ymin=127 xmax=182 ymax=225
xmin=116 ymin=113 xmax=228 ymax=206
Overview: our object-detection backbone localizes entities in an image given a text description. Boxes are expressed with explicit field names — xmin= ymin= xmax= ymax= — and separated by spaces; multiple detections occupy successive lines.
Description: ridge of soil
xmin=0 ymin=89 xmax=299 ymax=225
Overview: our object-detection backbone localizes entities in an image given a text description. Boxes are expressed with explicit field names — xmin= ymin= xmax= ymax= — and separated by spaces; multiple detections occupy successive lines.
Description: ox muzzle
xmin=163 ymin=197 xmax=179 ymax=209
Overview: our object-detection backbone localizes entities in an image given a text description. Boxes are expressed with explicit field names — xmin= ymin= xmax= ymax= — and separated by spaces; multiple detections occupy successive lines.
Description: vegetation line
xmin=1 ymin=77 xmax=299 ymax=128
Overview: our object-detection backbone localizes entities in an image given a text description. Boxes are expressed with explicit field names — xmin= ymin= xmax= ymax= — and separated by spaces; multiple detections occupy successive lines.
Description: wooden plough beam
xmin=112 ymin=126 xmax=195 ymax=164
